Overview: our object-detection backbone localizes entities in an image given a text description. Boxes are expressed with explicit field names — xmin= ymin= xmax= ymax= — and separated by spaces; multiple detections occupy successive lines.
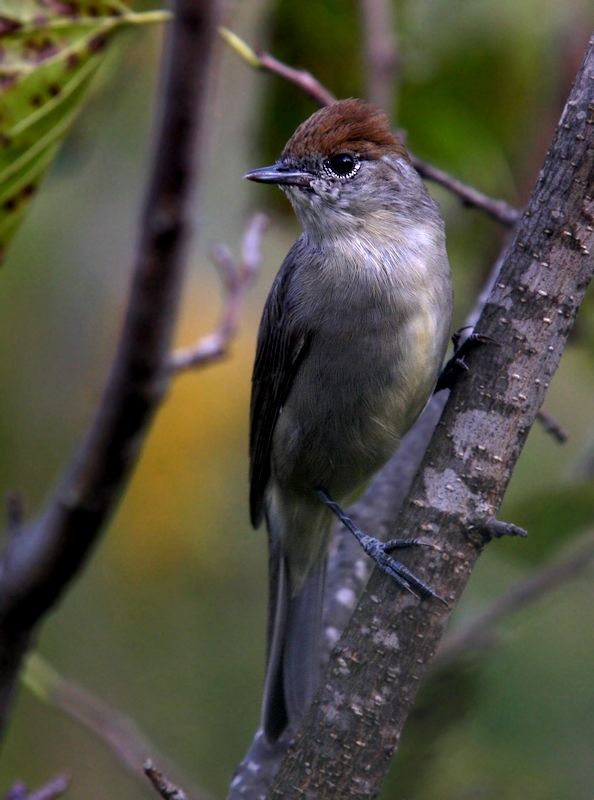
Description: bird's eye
xmin=324 ymin=152 xmax=359 ymax=178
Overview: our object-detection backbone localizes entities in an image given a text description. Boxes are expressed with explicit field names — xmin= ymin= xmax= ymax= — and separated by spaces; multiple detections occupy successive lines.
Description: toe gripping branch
xmin=434 ymin=327 xmax=501 ymax=394
xmin=316 ymin=488 xmax=445 ymax=603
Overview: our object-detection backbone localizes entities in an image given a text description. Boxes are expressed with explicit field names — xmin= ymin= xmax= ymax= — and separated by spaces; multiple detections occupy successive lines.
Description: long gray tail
xmin=261 ymin=542 xmax=326 ymax=743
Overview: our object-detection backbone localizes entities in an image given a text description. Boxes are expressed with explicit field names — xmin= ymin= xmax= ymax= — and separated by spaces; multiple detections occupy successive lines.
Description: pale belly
xmin=271 ymin=307 xmax=444 ymax=501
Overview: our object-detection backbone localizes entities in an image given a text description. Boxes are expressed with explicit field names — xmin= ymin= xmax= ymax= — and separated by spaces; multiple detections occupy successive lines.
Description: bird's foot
xmin=434 ymin=327 xmax=500 ymax=394
xmin=315 ymin=488 xmax=445 ymax=603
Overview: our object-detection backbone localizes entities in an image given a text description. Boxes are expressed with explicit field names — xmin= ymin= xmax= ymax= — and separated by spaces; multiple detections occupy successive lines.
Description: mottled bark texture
xmin=267 ymin=34 xmax=594 ymax=800
xmin=0 ymin=0 xmax=220 ymax=737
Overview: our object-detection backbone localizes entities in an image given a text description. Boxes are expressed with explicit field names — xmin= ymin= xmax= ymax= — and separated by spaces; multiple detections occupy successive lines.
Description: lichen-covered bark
xmin=268 ymin=34 xmax=594 ymax=800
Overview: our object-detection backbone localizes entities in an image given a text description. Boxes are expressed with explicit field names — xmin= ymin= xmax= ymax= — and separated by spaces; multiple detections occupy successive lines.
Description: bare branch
xmin=26 ymin=777 xmax=70 ymax=800
xmin=0 ymin=0 xmax=221 ymax=737
xmin=221 ymin=30 xmax=520 ymax=230
xmin=256 ymin=51 xmax=337 ymax=107
xmin=144 ymin=762 xmax=187 ymax=800
xmin=436 ymin=530 xmax=594 ymax=667
xmin=4 ymin=776 xmax=69 ymax=800
xmin=359 ymin=0 xmax=400 ymax=117
xmin=410 ymin=155 xmax=521 ymax=227
xmin=535 ymin=407 xmax=568 ymax=443
xmin=171 ymin=213 xmax=268 ymax=372
xmin=219 ymin=28 xmax=336 ymax=107
xmin=22 ymin=653 xmax=211 ymax=800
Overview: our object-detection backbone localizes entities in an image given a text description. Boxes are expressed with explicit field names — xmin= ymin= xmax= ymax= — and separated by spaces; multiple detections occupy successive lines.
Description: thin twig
xmin=27 ymin=776 xmax=70 ymax=800
xmin=360 ymin=0 xmax=400 ymax=117
xmin=4 ymin=776 xmax=70 ymax=800
xmin=256 ymin=51 xmax=337 ymax=106
xmin=410 ymin=156 xmax=521 ymax=227
xmin=535 ymin=407 xmax=568 ymax=443
xmin=170 ymin=212 xmax=268 ymax=372
xmin=219 ymin=28 xmax=336 ymax=107
xmin=220 ymin=29 xmax=521 ymax=229
xmin=21 ymin=653 xmax=211 ymax=800
xmin=144 ymin=762 xmax=186 ymax=800
xmin=435 ymin=530 xmax=594 ymax=666
xmin=0 ymin=0 xmax=221 ymax=737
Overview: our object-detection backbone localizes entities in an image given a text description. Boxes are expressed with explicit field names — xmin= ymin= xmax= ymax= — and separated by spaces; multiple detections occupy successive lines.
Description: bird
xmin=244 ymin=98 xmax=453 ymax=743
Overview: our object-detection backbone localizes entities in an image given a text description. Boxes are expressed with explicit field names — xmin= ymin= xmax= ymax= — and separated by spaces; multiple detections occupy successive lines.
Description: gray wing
xmin=249 ymin=239 xmax=312 ymax=528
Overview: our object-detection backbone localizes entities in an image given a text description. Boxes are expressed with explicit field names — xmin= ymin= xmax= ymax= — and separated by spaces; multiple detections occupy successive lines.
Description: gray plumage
xmin=247 ymin=100 xmax=453 ymax=742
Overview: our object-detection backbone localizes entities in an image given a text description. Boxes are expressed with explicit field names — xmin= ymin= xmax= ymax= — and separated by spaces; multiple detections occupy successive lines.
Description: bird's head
xmin=244 ymin=99 xmax=431 ymax=241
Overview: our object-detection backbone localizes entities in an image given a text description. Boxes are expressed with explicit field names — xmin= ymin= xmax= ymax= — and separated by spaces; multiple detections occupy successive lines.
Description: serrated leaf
xmin=0 ymin=0 xmax=169 ymax=263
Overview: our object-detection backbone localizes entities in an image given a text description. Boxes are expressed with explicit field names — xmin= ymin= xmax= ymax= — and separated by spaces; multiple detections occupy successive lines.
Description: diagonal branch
xmin=0 ymin=0 xmax=221 ymax=739
xmin=268 ymin=32 xmax=594 ymax=798
xmin=435 ymin=529 xmax=594 ymax=667
xmin=4 ymin=776 xmax=69 ymax=800
xmin=410 ymin=155 xmax=521 ymax=227
xmin=22 ymin=653 xmax=211 ymax=800
xmin=219 ymin=28 xmax=336 ymax=107
xmin=221 ymin=30 xmax=520 ymax=227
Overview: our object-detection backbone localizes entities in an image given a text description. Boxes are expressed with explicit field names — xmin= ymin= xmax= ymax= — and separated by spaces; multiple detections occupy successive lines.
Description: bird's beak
xmin=243 ymin=163 xmax=313 ymax=187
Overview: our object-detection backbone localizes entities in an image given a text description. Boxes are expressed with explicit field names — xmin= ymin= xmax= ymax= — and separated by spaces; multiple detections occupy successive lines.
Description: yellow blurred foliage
xmin=105 ymin=276 xmax=258 ymax=580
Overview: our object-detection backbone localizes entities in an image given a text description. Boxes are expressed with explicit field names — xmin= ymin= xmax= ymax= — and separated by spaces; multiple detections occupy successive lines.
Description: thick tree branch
xmin=0 ymin=0 xmax=221 ymax=737
xmin=268 ymin=33 xmax=594 ymax=798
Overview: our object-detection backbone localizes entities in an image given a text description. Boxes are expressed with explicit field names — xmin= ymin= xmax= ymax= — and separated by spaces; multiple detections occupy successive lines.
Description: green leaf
xmin=0 ymin=0 xmax=170 ymax=263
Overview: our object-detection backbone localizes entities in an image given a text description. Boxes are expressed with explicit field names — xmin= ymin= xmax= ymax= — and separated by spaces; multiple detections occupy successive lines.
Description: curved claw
xmin=374 ymin=549 xmax=446 ymax=604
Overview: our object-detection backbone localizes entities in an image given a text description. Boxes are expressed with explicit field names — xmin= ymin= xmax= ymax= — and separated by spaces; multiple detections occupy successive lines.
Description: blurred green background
xmin=1 ymin=0 xmax=594 ymax=798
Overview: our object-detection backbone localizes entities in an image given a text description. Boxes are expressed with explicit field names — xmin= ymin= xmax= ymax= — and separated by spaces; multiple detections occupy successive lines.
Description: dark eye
xmin=324 ymin=152 xmax=359 ymax=178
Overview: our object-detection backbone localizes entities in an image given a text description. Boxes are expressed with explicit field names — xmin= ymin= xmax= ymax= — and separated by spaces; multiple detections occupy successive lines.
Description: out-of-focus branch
xmin=221 ymin=29 xmax=521 ymax=228
xmin=535 ymin=408 xmax=568 ymax=443
xmin=171 ymin=213 xmax=268 ymax=372
xmin=5 ymin=491 xmax=24 ymax=537
xmin=0 ymin=0 xmax=221 ymax=739
xmin=4 ymin=776 xmax=69 ymax=800
xmin=21 ymin=654 xmax=211 ymax=800
xmin=219 ymin=28 xmax=336 ymax=107
xmin=436 ymin=530 xmax=594 ymax=666
xmin=410 ymin=156 xmax=521 ymax=227
xmin=144 ymin=762 xmax=187 ymax=800
xmin=360 ymin=0 xmax=400 ymax=118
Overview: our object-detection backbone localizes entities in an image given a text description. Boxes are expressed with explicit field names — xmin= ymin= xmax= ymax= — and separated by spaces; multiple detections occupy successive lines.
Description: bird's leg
xmin=315 ymin=488 xmax=444 ymax=602
xmin=434 ymin=327 xmax=500 ymax=394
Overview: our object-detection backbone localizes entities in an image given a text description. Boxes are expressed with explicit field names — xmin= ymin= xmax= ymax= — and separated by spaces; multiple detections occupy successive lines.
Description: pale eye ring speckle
xmin=323 ymin=152 xmax=361 ymax=180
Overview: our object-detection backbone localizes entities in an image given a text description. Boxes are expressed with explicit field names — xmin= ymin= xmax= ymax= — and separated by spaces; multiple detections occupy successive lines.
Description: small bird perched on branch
xmin=245 ymin=99 xmax=453 ymax=743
